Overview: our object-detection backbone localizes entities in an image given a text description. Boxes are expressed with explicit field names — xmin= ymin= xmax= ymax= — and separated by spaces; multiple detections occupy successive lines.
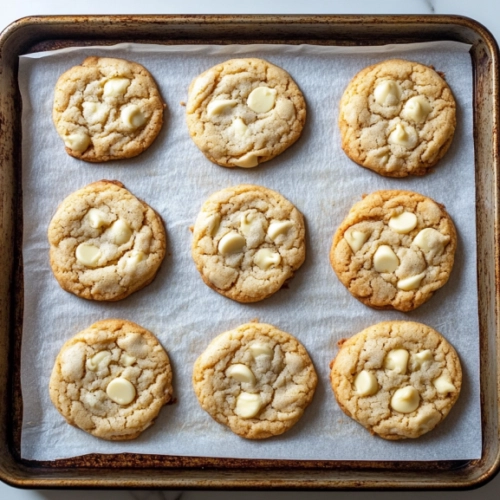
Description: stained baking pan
xmin=0 ymin=15 xmax=498 ymax=490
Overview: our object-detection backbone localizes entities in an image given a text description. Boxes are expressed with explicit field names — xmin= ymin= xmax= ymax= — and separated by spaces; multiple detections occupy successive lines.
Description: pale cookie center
xmin=384 ymin=349 xmax=409 ymax=374
xmin=247 ymin=87 xmax=277 ymax=113
xmin=268 ymin=220 xmax=294 ymax=241
xmin=249 ymin=342 xmax=273 ymax=359
xmin=207 ymin=99 xmax=238 ymax=117
xmin=401 ymin=95 xmax=432 ymax=123
xmin=389 ymin=211 xmax=417 ymax=234
xmin=374 ymin=80 xmax=402 ymax=106
xmin=413 ymin=228 xmax=449 ymax=254
xmin=82 ymin=101 xmax=109 ymax=125
xmin=121 ymin=104 xmax=146 ymax=130
xmin=390 ymin=386 xmax=420 ymax=413
xmin=373 ymin=245 xmax=399 ymax=273
xmin=86 ymin=351 xmax=111 ymax=371
xmin=76 ymin=243 xmax=101 ymax=267
xmin=86 ymin=208 xmax=108 ymax=229
xmin=254 ymin=248 xmax=281 ymax=270
xmin=106 ymin=377 xmax=136 ymax=405
xmin=388 ymin=123 xmax=418 ymax=149
xmin=433 ymin=373 xmax=456 ymax=394
xmin=226 ymin=364 xmax=256 ymax=385
xmin=64 ymin=132 xmax=90 ymax=153
xmin=397 ymin=272 xmax=426 ymax=291
xmin=218 ymin=231 xmax=246 ymax=254
xmin=108 ymin=219 xmax=132 ymax=245
xmin=235 ymin=392 xmax=262 ymax=418
xmin=344 ymin=229 xmax=368 ymax=253
xmin=103 ymin=77 xmax=130 ymax=98
xmin=231 ymin=117 xmax=248 ymax=136
xmin=354 ymin=370 xmax=379 ymax=396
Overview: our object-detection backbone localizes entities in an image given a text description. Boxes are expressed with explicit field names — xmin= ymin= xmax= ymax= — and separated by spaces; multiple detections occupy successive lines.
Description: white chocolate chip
xmin=413 ymin=228 xmax=449 ymax=254
xmin=275 ymin=99 xmax=295 ymax=120
xmin=254 ymin=248 xmax=281 ymax=270
xmin=125 ymin=250 xmax=146 ymax=270
xmin=267 ymin=221 xmax=294 ymax=241
xmin=121 ymin=353 xmax=136 ymax=367
xmin=247 ymin=87 xmax=277 ymax=113
xmin=82 ymin=101 xmax=109 ymax=125
xmin=232 ymin=152 xmax=259 ymax=168
xmin=373 ymin=245 xmax=399 ymax=273
xmin=87 ymin=208 xmax=108 ymax=229
xmin=86 ymin=351 xmax=111 ymax=371
xmin=231 ymin=117 xmax=248 ymax=136
xmin=397 ymin=272 xmax=426 ymax=291
xmin=388 ymin=123 xmax=418 ymax=149
xmin=226 ymin=364 xmax=256 ymax=385
xmin=374 ymin=80 xmax=402 ymax=106
xmin=103 ymin=77 xmax=130 ymax=98
xmin=249 ymin=342 xmax=273 ymax=359
xmin=344 ymin=229 xmax=368 ymax=253
xmin=106 ymin=377 xmax=136 ymax=405
xmin=207 ymin=99 xmax=238 ymax=117
xmin=108 ymin=219 xmax=132 ymax=245
xmin=240 ymin=212 xmax=255 ymax=237
xmin=235 ymin=392 xmax=262 ymax=418
xmin=218 ymin=231 xmax=246 ymax=254
xmin=76 ymin=243 xmax=101 ymax=267
xmin=402 ymin=95 xmax=432 ymax=123
xmin=389 ymin=211 xmax=417 ymax=234
xmin=64 ymin=132 xmax=90 ymax=153
xmin=390 ymin=386 xmax=420 ymax=413
xmin=384 ymin=349 xmax=410 ymax=374
xmin=433 ymin=373 xmax=456 ymax=394
xmin=414 ymin=349 xmax=433 ymax=368
xmin=121 ymin=104 xmax=146 ymax=130
xmin=203 ymin=213 xmax=221 ymax=237
xmin=354 ymin=370 xmax=379 ymax=396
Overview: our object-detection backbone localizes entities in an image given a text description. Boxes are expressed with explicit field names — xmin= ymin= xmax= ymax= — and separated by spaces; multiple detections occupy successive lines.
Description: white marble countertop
xmin=1 ymin=1 xmax=499 ymax=498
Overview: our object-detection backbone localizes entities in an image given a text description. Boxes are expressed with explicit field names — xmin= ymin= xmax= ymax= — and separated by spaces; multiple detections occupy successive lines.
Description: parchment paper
xmin=18 ymin=41 xmax=481 ymax=461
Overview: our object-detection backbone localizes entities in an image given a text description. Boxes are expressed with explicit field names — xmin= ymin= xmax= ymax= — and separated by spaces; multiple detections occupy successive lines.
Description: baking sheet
xmin=18 ymin=41 xmax=481 ymax=461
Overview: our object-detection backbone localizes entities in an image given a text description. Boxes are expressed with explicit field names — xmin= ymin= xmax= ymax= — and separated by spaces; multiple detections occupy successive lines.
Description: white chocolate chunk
xmin=207 ymin=99 xmax=238 ymax=117
xmin=64 ymin=132 xmax=90 ymax=153
xmin=218 ymin=231 xmax=246 ymax=254
xmin=82 ymin=101 xmax=109 ymax=125
xmin=397 ymin=272 xmax=426 ymax=291
xmin=240 ymin=212 xmax=255 ymax=237
xmin=203 ymin=213 xmax=221 ymax=237
xmin=344 ymin=229 xmax=368 ymax=253
xmin=231 ymin=117 xmax=248 ymax=136
xmin=414 ymin=349 xmax=433 ymax=368
xmin=413 ymin=228 xmax=449 ymax=254
xmin=226 ymin=364 xmax=256 ymax=385
xmin=415 ymin=412 xmax=441 ymax=431
xmin=388 ymin=123 xmax=418 ymax=149
xmin=268 ymin=221 xmax=294 ymax=241
xmin=106 ymin=377 xmax=136 ymax=405
xmin=103 ymin=77 xmax=130 ymax=98
xmin=354 ymin=370 xmax=379 ymax=396
xmin=433 ymin=373 xmax=456 ymax=394
xmin=389 ymin=211 xmax=417 ymax=234
xmin=76 ymin=243 xmax=101 ymax=267
xmin=384 ymin=349 xmax=409 ymax=374
xmin=250 ymin=342 xmax=273 ymax=359
xmin=254 ymin=248 xmax=281 ymax=270
xmin=402 ymin=95 xmax=432 ymax=123
xmin=235 ymin=392 xmax=262 ymax=418
xmin=121 ymin=353 xmax=136 ymax=367
xmin=121 ymin=104 xmax=146 ymax=130
xmin=390 ymin=386 xmax=420 ymax=413
xmin=86 ymin=351 xmax=111 ymax=371
xmin=374 ymin=80 xmax=402 ymax=106
xmin=232 ymin=152 xmax=259 ymax=168
xmin=373 ymin=245 xmax=399 ymax=273
xmin=87 ymin=208 xmax=108 ymax=229
xmin=126 ymin=250 xmax=146 ymax=270
xmin=247 ymin=86 xmax=277 ymax=113
xmin=109 ymin=219 xmax=132 ymax=245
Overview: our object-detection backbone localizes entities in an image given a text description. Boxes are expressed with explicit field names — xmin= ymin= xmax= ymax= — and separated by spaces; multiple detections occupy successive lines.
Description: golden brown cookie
xmin=339 ymin=59 xmax=456 ymax=177
xmin=53 ymin=56 xmax=165 ymax=162
xmin=49 ymin=319 xmax=173 ymax=440
xmin=330 ymin=190 xmax=456 ymax=311
xmin=330 ymin=321 xmax=462 ymax=440
xmin=193 ymin=322 xmax=317 ymax=439
xmin=186 ymin=58 xmax=306 ymax=168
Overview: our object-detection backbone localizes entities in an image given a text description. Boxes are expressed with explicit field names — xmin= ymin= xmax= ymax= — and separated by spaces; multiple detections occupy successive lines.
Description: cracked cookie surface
xmin=339 ymin=59 xmax=456 ymax=177
xmin=49 ymin=319 xmax=173 ymax=440
xmin=186 ymin=58 xmax=306 ymax=168
xmin=53 ymin=56 xmax=165 ymax=162
xmin=330 ymin=190 xmax=456 ymax=311
xmin=191 ymin=184 xmax=306 ymax=303
xmin=330 ymin=321 xmax=462 ymax=440
xmin=193 ymin=322 xmax=317 ymax=439
xmin=48 ymin=180 xmax=166 ymax=301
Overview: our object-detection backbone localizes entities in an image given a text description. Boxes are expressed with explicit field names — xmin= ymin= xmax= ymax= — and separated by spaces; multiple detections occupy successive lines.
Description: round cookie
xmin=186 ymin=58 xmax=306 ymax=168
xmin=193 ymin=322 xmax=317 ymax=439
xmin=49 ymin=319 xmax=173 ymax=441
xmin=191 ymin=184 xmax=306 ymax=303
xmin=330 ymin=321 xmax=462 ymax=440
xmin=53 ymin=56 xmax=165 ymax=162
xmin=338 ymin=59 xmax=456 ymax=177
xmin=48 ymin=180 xmax=166 ymax=301
xmin=330 ymin=190 xmax=456 ymax=311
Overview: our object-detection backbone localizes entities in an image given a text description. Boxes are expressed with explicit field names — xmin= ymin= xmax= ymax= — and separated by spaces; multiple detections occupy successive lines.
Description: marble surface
xmin=1 ymin=0 xmax=499 ymax=498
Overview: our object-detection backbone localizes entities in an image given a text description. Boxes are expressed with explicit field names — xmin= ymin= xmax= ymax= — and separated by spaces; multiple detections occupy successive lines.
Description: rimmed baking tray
xmin=0 ymin=14 xmax=498 ymax=490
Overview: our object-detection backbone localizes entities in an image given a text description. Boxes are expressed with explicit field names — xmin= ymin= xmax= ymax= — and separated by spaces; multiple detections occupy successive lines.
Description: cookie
xmin=330 ymin=190 xmax=456 ymax=311
xmin=191 ymin=184 xmax=306 ymax=303
xmin=186 ymin=58 xmax=306 ymax=168
xmin=48 ymin=180 xmax=166 ymax=301
xmin=330 ymin=321 xmax=462 ymax=440
xmin=338 ymin=59 xmax=456 ymax=177
xmin=193 ymin=322 xmax=317 ymax=439
xmin=49 ymin=319 xmax=173 ymax=440
xmin=53 ymin=56 xmax=165 ymax=162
